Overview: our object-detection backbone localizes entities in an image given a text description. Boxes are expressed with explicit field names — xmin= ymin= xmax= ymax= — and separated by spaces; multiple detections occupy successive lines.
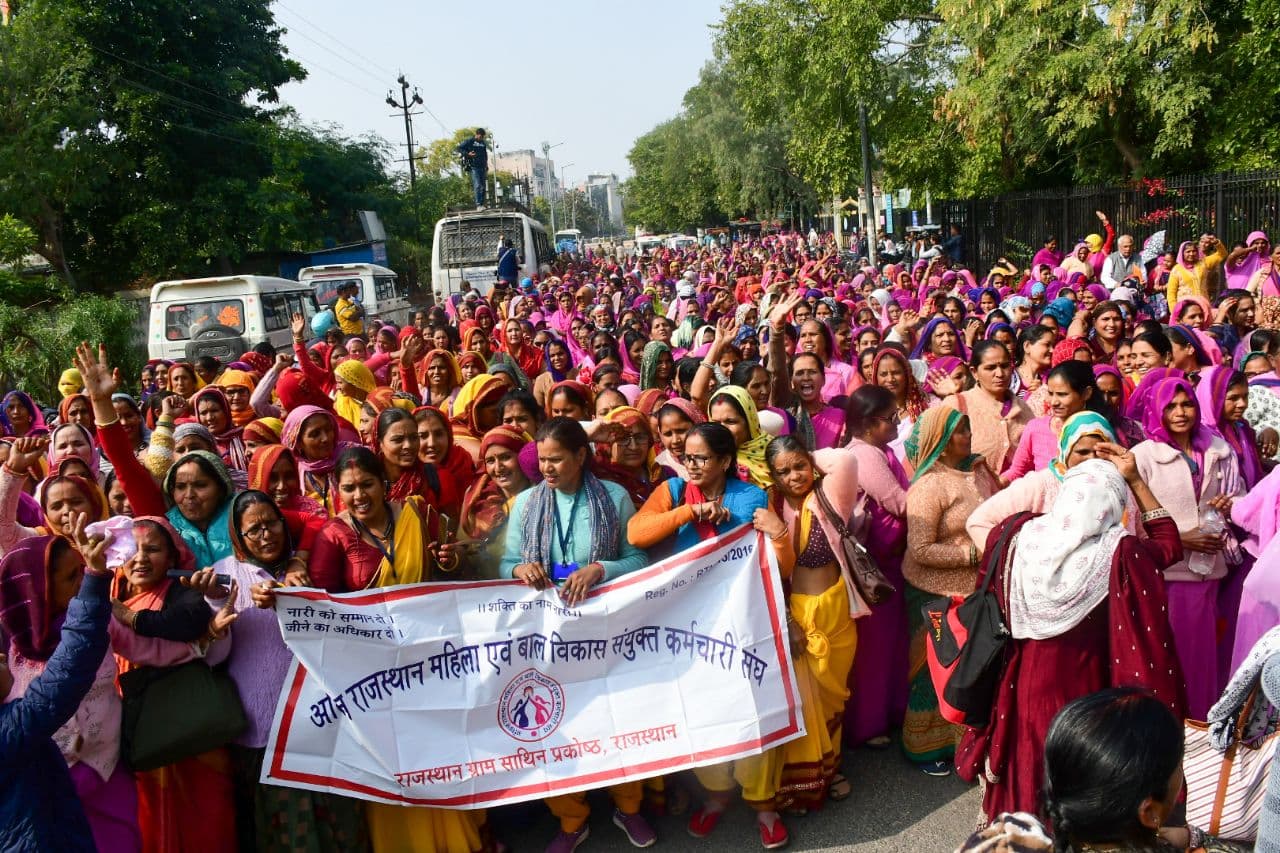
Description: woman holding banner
xmin=500 ymin=417 xmax=656 ymax=853
xmin=229 ymin=489 xmax=368 ymax=852
xmin=627 ymin=422 xmax=769 ymax=557
xmin=766 ymin=436 xmax=869 ymax=810
xmin=625 ymin=422 xmax=795 ymax=848
xmin=306 ymin=447 xmax=485 ymax=853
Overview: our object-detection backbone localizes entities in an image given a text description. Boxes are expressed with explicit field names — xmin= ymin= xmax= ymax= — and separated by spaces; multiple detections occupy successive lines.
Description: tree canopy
xmin=626 ymin=0 xmax=1280 ymax=232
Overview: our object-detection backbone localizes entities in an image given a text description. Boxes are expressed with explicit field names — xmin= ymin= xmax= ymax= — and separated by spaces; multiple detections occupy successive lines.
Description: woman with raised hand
xmin=76 ymin=343 xmax=243 ymax=567
xmin=957 ymin=452 xmax=1183 ymax=821
xmin=501 ymin=418 xmax=654 ymax=852
xmin=0 ymin=435 xmax=107 ymax=557
xmin=901 ymin=407 xmax=999 ymax=775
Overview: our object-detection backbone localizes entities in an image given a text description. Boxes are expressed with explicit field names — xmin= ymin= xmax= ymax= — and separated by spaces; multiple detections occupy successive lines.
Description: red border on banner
xmin=267 ymin=525 xmax=800 ymax=807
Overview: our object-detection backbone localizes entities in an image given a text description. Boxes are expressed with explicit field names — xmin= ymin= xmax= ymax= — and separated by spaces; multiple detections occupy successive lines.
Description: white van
xmin=665 ymin=234 xmax=698 ymax=251
xmin=298 ymin=263 xmax=410 ymax=327
xmin=431 ymin=206 xmax=552 ymax=301
xmin=634 ymin=234 xmax=665 ymax=255
xmin=148 ymin=275 xmax=319 ymax=362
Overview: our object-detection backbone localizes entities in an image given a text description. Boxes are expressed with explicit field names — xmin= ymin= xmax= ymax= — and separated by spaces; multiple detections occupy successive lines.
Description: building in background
xmin=492 ymin=149 xmax=558 ymax=201
xmin=582 ymin=173 xmax=624 ymax=227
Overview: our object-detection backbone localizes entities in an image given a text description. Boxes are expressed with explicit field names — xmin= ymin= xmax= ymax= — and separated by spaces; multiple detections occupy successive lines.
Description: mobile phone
xmin=167 ymin=570 xmax=232 ymax=585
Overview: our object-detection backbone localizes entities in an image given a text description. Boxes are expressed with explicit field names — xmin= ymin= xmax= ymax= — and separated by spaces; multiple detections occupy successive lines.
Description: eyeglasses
xmin=240 ymin=518 xmax=284 ymax=540
xmin=616 ymin=434 xmax=651 ymax=448
xmin=682 ymin=453 xmax=715 ymax=468
xmin=872 ymin=414 xmax=901 ymax=426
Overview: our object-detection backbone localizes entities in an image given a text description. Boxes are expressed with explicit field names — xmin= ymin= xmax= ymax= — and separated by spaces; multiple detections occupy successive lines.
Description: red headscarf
xmin=459 ymin=424 xmax=531 ymax=542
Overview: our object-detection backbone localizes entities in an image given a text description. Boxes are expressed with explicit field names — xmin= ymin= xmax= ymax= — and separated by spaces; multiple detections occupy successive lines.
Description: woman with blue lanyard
xmin=500 ymin=417 xmax=654 ymax=853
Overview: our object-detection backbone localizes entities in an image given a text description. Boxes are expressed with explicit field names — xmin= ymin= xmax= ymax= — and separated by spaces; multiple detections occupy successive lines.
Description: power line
xmin=274 ymin=2 xmax=398 ymax=80
xmin=278 ymin=18 xmax=389 ymax=88
xmin=286 ymin=50 xmax=385 ymax=99
xmin=275 ymin=4 xmax=451 ymax=134
xmin=112 ymin=74 xmax=255 ymax=126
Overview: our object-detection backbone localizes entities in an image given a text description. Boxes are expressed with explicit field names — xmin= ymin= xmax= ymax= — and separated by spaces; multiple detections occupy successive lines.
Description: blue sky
xmin=273 ymin=0 xmax=723 ymax=181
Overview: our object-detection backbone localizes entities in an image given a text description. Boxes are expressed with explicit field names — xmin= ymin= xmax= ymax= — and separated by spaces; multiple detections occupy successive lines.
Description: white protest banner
xmin=261 ymin=523 xmax=803 ymax=808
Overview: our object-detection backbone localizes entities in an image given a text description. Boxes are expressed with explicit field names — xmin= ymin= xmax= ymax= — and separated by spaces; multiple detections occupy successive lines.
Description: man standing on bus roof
xmin=496 ymin=237 xmax=522 ymax=289
xmin=457 ymin=128 xmax=488 ymax=208
xmin=334 ymin=281 xmax=365 ymax=336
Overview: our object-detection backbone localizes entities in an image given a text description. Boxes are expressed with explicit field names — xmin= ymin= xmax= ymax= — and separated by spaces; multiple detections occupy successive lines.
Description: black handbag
xmin=119 ymin=660 xmax=248 ymax=771
xmin=812 ymin=484 xmax=896 ymax=605
xmin=921 ymin=511 xmax=1030 ymax=727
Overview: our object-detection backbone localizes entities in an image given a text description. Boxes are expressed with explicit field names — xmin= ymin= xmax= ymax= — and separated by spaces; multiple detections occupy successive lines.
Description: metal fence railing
xmin=938 ymin=170 xmax=1280 ymax=275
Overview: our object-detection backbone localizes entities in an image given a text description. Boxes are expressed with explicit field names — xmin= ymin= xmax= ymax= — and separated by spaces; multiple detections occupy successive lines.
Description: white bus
xmin=431 ymin=207 xmax=552 ymax=300
xmin=298 ymin=263 xmax=411 ymax=327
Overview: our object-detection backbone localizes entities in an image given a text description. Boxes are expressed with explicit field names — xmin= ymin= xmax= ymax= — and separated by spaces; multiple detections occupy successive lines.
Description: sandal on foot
xmin=687 ymin=807 xmax=724 ymax=839
xmin=828 ymin=773 xmax=852 ymax=801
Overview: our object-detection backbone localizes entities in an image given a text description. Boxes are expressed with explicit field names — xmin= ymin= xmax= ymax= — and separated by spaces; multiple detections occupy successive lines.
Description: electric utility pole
xmin=387 ymin=76 xmax=425 ymax=294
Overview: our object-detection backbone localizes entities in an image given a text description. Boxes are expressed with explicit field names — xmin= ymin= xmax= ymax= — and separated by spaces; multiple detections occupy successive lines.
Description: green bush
xmin=0 ymin=293 xmax=143 ymax=408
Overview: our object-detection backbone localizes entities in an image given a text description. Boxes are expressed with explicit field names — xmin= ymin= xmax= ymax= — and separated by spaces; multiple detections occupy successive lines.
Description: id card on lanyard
xmin=551 ymin=489 xmax=582 ymax=582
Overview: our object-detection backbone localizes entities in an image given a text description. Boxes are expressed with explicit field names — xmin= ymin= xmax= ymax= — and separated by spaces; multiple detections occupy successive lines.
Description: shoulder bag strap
xmin=976 ymin=511 xmax=1032 ymax=595
xmin=812 ymin=481 xmax=851 ymax=537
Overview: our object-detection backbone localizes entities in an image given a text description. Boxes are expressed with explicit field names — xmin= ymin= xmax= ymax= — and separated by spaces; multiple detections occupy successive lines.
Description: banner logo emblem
xmin=498 ymin=668 xmax=565 ymax=742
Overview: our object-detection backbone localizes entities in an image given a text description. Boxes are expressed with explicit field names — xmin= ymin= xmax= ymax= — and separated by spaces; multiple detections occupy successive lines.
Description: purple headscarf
xmin=1195 ymin=366 xmax=1262 ymax=488
xmin=1126 ymin=367 xmax=1185 ymax=423
xmin=910 ymin=316 xmax=969 ymax=361
xmin=1142 ymin=377 xmax=1212 ymax=453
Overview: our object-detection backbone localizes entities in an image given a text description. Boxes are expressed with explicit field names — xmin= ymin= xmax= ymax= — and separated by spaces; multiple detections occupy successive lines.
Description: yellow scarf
xmin=373 ymin=496 xmax=432 ymax=588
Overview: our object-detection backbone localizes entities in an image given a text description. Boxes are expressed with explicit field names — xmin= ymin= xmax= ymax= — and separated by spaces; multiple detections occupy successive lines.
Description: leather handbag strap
xmin=812 ymin=482 xmax=851 ymax=538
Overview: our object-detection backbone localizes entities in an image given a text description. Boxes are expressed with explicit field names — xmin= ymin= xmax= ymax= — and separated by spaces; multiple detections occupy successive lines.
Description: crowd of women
xmin=6 ymin=221 xmax=1280 ymax=853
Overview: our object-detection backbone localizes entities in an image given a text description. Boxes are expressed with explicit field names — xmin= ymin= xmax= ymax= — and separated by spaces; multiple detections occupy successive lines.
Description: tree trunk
xmin=35 ymin=198 xmax=76 ymax=291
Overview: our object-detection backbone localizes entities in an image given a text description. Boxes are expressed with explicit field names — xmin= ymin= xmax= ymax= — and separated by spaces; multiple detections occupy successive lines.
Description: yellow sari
xmin=365 ymin=496 xmax=490 ymax=852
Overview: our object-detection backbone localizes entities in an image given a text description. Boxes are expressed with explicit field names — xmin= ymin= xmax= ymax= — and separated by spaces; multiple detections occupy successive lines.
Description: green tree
xmin=0 ymin=0 xmax=303 ymax=289
xmin=418 ymin=128 xmax=484 ymax=179
xmin=625 ymin=118 xmax=722 ymax=232
xmin=934 ymin=0 xmax=1234 ymax=189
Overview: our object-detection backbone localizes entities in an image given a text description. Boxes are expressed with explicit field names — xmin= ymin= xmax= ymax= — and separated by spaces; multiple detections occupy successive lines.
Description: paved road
xmin=492 ymin=744 xmax=981 ymax=852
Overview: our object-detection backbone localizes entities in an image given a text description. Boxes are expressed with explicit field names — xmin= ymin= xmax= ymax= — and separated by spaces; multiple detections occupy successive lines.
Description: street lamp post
xmin=560 ymin=164 xmax=574 ymax=234
xmin=541 ymin=141 xmax=563 ymax=229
